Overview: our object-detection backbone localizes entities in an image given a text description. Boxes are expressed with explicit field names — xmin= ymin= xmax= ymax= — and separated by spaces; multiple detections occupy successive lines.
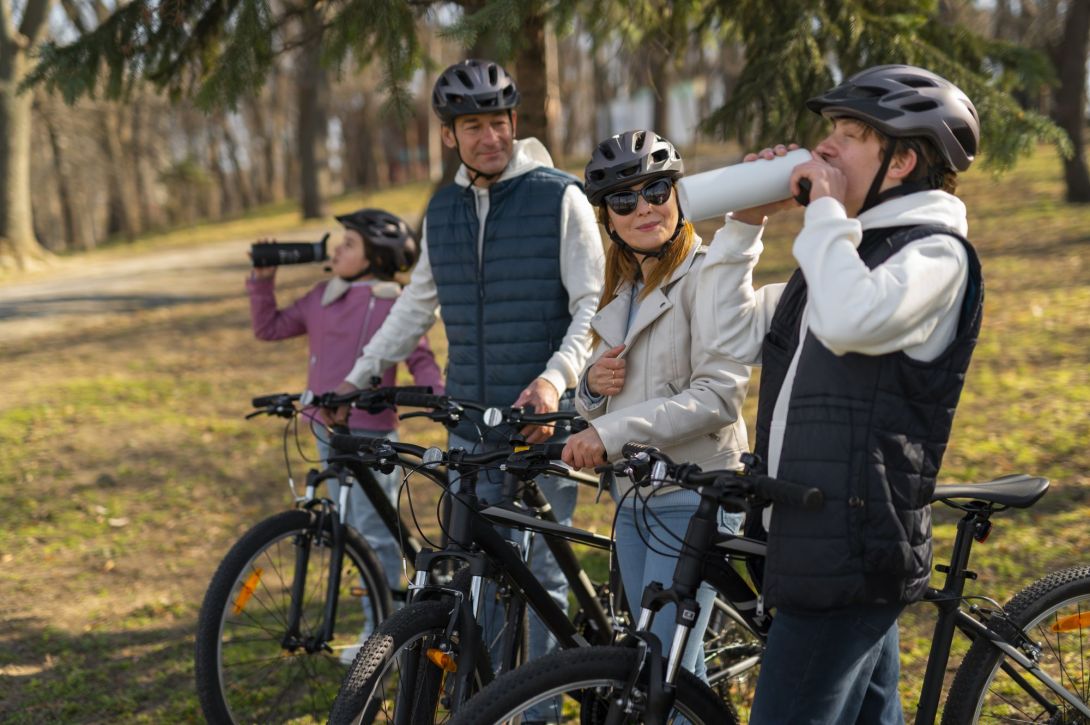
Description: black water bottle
xmin=250 ymin=233 xmax=330 ymax=267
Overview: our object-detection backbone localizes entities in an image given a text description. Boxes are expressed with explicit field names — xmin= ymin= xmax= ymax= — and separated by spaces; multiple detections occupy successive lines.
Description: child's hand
xmin=249 ymin=239 xmax=278 ymax=280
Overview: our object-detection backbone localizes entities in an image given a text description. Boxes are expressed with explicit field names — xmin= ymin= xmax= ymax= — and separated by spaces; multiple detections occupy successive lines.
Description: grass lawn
xmin=1 ymin=146 xmax=1088 ymax=722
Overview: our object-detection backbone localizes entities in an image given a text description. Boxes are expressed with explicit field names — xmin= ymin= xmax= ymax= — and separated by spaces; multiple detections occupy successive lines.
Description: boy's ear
xmin=888 ymin=145 xmax=918 ymax=181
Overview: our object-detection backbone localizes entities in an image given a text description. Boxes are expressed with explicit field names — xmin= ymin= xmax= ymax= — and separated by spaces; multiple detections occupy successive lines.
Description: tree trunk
xmin=1049 ymin=0 xmax=1090 ymax=203
xmin=98 ymin=105 xmax=142 ymax=240
xmin=514 ymin=11 xmax=557 ymax=151
xmin=42 ymin=108 xmax=83 ymax=250
xmin=0 ymin=0 xmax=53 ymax=269
xmin=131 ymin=100 xmax=164 ymax=231
xmin=296 ymin=7 xmax=330 ymax=219
xmin=645 ymin=38 xmax=674 ymax=137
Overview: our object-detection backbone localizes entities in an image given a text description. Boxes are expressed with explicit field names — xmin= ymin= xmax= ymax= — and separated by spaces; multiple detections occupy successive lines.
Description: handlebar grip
xmin=328 ymin=433 xmax=387 ymax=453
xmin=621 ymin=441 xmax=658 ymax=458
xmin=252 ymin=393 xmax=290 ymax=408
xmin=752 ymin=474 xmax=824 ymax=510
xmin=539 ymin=442 xmax=567 ymax=460
xmin=394 ymin=391 xmax=448 ymax=408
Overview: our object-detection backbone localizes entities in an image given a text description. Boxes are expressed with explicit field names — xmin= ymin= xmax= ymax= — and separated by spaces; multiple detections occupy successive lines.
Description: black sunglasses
xmin=603 ymin=178 xmax=674 ymax=216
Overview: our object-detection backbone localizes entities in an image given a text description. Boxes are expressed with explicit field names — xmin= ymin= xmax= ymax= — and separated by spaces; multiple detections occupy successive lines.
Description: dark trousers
xmin=749 ymin=602 xmax=906 ymax=725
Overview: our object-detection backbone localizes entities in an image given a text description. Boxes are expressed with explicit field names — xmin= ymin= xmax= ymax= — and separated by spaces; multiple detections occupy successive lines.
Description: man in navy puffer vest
xmin=338 ymin=59 xmax=604 ymax=690
xmin=697 ymin=65 xmax=984 ymax=724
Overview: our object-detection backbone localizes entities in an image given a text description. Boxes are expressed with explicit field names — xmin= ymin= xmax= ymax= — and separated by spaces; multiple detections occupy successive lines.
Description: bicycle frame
xmin=406 ymin=464 xmax=615 ymax=710
xmin=914 ymin=504 xmax=1090 ymax=723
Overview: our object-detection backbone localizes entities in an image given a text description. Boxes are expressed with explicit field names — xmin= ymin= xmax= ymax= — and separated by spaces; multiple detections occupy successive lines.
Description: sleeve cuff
xmin=345 ymin=358 xmax=379 ymax=389
xmin=577 ymin=375 xmax=606 ymax=411
xmin=538 ymin=369 xmax=568 ymax=397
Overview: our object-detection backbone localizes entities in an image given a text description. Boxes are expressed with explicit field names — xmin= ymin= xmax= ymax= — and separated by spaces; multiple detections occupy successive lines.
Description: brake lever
xmin=245 ymin=410 xmax=266 ymax=420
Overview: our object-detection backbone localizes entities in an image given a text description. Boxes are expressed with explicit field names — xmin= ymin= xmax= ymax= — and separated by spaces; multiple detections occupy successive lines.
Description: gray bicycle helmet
xmin=431 ymin=59 xmax=520 ymax=124
xmin=585 ymin=130 xmax=685 ymax=205
xmin=335 ymin=209 xmax=417 ymax=280
xmin=806 ymin=64 xmax=980 ymax=172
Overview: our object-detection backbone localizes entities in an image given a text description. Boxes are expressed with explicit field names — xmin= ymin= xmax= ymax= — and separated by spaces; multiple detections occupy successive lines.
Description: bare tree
xmin=0 ymin=0 xmax=52 ymax=268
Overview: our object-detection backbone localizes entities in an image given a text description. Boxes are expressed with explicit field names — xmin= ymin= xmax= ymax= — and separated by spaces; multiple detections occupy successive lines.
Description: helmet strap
xmin=859 ymin=141 xmax=940 ymax=215
xmin=606 ymin=216 xmax=686 ymax=261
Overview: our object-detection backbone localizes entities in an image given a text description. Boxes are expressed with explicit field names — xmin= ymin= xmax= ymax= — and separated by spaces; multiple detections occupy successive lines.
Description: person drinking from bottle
xmin=697 ymin=65 xmax=984 ymax=723
xmin=248 ymin=209 xmax=443 ymax=662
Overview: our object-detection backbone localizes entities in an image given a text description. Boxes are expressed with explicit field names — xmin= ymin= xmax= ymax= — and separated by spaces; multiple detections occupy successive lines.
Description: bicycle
xmin=327 ymin=391 xmax=617 ymax=724
xmin=194 ymin=384 xmax=435 ymax=725
xmin=450 ymin=444 xmax=1090 ymax=724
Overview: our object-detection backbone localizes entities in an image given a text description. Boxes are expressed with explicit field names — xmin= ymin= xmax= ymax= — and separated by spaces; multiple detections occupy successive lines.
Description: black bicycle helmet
xmin=431 ymin=59 xmax=520 ymax=124
xmin=806 ymin=64 xmax=980 ymax=172
xmin=335 ymin=209 xmax=417 ymax=280
xmin=584 ymin=130 xmax=685 ymax=205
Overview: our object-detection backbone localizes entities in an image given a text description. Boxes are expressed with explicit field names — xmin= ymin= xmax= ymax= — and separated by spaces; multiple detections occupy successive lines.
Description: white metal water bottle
xmin=676 ymin=148 xmax=812 ymax=221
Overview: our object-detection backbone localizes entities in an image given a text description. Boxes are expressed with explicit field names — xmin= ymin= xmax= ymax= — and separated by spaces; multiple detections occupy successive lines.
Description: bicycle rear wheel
xmin=195 ymin=508 xmax=392 ymax=724
xmin=447 ymin=645 xmax=738 ymax=724
xmin=704 ymin=595 xmax=763 ymax=716
xmin=942 ymin=564 xmax=1090 ymax=724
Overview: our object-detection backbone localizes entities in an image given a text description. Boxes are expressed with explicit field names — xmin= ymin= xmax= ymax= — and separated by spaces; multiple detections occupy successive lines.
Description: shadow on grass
xmin=0 ymin=615 xmax=203 ymax=724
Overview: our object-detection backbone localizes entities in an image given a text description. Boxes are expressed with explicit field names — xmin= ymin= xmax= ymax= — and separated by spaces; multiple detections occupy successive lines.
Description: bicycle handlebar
xmin=394 ymin=391 xmax=587 ymax=433
xmin=327 ymin=433 xmax=569 ymax=477
xmin=617 ymin=443 xmax=823 ymax=511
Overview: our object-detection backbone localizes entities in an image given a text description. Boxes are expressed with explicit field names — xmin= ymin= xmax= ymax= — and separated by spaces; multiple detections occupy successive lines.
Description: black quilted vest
xmin=756 ymin=224 xmax=983 ymax=611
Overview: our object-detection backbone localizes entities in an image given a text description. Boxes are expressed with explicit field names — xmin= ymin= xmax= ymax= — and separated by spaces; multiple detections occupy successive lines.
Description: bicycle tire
xmin=195 ymin=508 xmax=392 ymax=724
xmin=941 ymin=563 xmax=1090 ymax=724
xmin=329 ymin=597 xmax=495 ymax=724
xmin=447 ymin=645 xmax=739 ymax=724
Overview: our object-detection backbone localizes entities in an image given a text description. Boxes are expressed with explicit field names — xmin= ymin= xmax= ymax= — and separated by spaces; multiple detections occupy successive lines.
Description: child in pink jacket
xmin=247 ymin=209 xmax=442 ymax=658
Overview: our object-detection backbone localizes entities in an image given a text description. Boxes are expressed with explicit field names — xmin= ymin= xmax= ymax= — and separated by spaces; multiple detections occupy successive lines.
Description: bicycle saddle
xmin=932 ymin=474 xmax=1049 ymax=508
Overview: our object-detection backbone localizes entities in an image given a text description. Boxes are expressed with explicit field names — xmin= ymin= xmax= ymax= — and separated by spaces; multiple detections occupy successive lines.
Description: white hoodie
xmin=698 ymin=190 xmax=970 ymax=478
xmin=345 ymin=138 xmax=604 ymax=395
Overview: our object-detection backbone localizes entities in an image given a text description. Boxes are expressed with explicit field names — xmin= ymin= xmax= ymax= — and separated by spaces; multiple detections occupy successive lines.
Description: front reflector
xmin=426 ymin=648 xmax=457 ymax=672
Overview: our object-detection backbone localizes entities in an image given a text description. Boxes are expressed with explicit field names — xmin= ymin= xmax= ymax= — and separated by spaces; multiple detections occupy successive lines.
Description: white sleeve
xmin=695 ymin=216 xmax=786 ymax=366
xmin=344 ymin=225 xmax=441 ymax=388
xmin=537 ymin=184 xmax=605 ymax=394
xmin=794 ymin=197 xmax=969 ymax=358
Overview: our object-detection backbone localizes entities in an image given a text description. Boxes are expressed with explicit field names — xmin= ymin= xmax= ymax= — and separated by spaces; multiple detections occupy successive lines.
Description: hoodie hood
xmin=454 ymin=137 xmax=554 ymax=188
xmin=858 ymin=189 xmax=968 ymax=236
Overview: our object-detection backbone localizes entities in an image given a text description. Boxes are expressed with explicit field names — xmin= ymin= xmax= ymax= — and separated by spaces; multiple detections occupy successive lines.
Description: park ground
xmin=0 ymin=147 xmax=1087 ymax=722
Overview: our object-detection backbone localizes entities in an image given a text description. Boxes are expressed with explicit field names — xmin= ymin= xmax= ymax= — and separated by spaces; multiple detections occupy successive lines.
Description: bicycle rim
xmin=214 ymin=518 xmax=383 ymax=723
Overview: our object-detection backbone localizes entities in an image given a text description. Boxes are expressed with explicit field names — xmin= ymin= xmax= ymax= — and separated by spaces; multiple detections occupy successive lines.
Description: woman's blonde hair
xmin=588 ymin=197 xmax=695 ymax=349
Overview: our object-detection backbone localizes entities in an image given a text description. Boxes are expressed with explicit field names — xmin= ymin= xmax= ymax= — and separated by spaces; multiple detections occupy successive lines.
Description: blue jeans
xmin=314 ymin=427 xmax=405 ymax=592
xmin=448 ymin=429 xmax=578 ymax=721
xmin=749 ymin=602 xmax=906 ymax=725
xmin=613 ymin=488 xmax=743 ymax=680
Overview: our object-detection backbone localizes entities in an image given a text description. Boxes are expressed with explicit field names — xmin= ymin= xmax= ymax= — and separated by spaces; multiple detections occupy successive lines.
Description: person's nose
xmin=814 ymin=135 xmax=836 ymax=161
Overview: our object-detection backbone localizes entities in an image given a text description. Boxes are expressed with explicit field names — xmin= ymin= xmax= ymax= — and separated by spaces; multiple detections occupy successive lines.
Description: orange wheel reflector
xmin=426 ymin=648 xmax=458 ymax=672
xmin=350 ymin=587 xmax=369 ymax=597
xmin=233 ymin=567 xmax=264 ymax=615
xmin=1050 ymin=611 xmax=1090 ymax=632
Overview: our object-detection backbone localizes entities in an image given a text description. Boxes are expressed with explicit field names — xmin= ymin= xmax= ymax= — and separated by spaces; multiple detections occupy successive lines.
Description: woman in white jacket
xmin=562 ymin=130 xmax=751 ymax=678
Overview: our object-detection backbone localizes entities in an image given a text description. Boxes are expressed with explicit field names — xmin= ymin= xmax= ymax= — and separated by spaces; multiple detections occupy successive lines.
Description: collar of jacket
xmin=320 ymin=278 xmax=401 ymax=307
xmin=590 ymin=240 xmax=705 ymax=350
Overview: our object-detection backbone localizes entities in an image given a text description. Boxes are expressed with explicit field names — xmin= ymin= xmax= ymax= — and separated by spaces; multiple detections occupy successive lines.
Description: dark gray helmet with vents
xmin=431 ymin=59 xmax=520 ymax=124
xmin=335 ymin=209 xmax=417 ymax=279
xmin=584 ymin=130 xmax=685 ymax=205
xmin=806 ymin=64 xmax=980 ymax=172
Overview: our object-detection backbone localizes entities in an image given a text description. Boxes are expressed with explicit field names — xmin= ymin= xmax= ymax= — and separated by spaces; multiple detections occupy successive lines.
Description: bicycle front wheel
xmin=195 ymin=508 xmax=392 ymax=724
xmin=704 ymin=595 xmax=763 ymax=716
xmin=329 ymin=597 xmax=494 ymax=724
xmin=447 ymin=645 xmax=738 ymax=724
xmin=942 ymin=564 xmax=1090 ymax=724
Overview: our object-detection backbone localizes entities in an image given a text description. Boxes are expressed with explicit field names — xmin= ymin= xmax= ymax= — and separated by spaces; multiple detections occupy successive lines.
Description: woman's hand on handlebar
xmin=562 ymin=427 xmax=607 ymax=471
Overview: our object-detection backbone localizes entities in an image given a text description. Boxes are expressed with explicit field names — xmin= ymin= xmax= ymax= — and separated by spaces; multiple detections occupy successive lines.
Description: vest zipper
xmin=475 ymin=187 xmax=489 ymax=401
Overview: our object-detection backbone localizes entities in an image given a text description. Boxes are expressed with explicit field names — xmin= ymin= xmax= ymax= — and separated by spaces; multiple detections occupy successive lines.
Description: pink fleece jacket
xmin=247 ymin=276 xmax=443 ymax=430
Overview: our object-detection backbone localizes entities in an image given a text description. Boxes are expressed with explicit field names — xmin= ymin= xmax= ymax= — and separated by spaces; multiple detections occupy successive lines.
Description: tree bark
xmin=0 ymin=0 xmax=53 ymax=268
xmin=42 ymin=106 xmax=83 ymax=250
xmin=98 ymin=105 xmax=142 ymax=240
xmin=296 ymin=6 xmax=330 ymax=219
xmin=514 ymin=10 xmax=557 ymax=151
xmin=1049 ymin=0 xmax=1090 ymax=203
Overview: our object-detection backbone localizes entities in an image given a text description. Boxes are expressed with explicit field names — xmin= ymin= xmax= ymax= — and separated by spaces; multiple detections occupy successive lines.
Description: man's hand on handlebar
xmin=513 ymin=377 xmax=560 ymax=444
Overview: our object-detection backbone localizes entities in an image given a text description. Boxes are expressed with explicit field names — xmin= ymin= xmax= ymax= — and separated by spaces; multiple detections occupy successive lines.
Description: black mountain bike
xmin=451 ymin=444 xmax=1090 ymax=724
xmin=328 ymin=391 xmax=616 ymax=724
xmin=194 ymin=385 xmax=435 ymax=725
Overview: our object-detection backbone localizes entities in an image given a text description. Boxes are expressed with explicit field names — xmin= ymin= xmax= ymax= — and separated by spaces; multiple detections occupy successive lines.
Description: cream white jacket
xmin=575 ymin=239 xmax=751 ymax=488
